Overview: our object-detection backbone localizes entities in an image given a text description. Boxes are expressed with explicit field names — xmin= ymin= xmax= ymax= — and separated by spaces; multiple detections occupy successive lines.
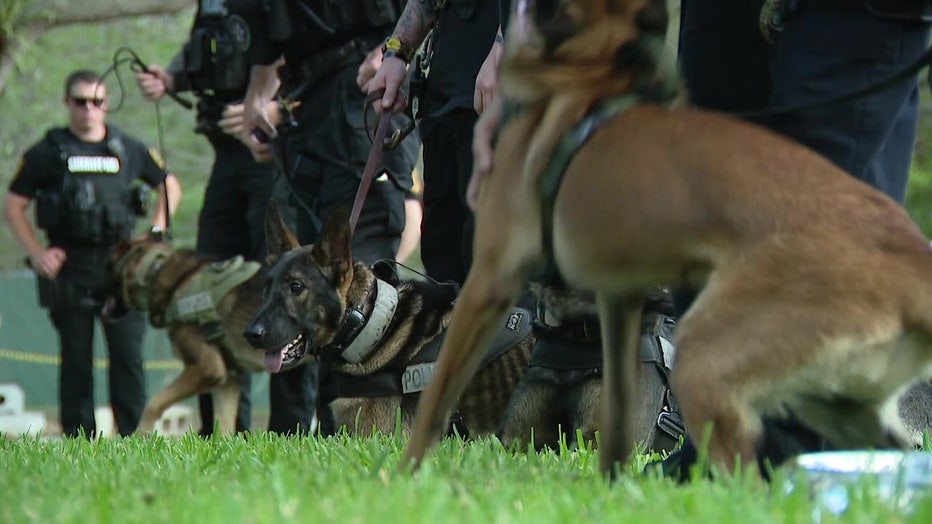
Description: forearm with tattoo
xmin=392 ymin=0 xmax=438 ymax=48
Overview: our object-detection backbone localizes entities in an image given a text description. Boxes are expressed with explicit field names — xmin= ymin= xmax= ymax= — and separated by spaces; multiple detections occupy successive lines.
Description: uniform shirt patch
xmin=227 ymin=15 xmax=251 ymax=52
xmin=148 ymin=147 xmax=166 ymax=170
xmin=67 ymin=155 xmax=120 ymax=174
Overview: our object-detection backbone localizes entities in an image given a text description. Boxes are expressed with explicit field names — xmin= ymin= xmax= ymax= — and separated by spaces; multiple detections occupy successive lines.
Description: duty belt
xmin=285 ymin=35 xmax=383 ymax=99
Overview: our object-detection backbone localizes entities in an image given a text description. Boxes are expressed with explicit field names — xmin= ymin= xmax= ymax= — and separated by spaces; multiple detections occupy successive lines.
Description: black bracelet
xmin=383 ymin=49 xmax=411 ymax=65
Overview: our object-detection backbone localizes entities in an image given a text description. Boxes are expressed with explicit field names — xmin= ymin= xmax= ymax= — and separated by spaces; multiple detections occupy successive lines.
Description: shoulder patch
xmin=12 ymin=156 xmax=25 ymax=182
xmin=148 ymin=147 xmax=166 ymax=170
xmin=226 ymin=15 xmax=251 ymax=52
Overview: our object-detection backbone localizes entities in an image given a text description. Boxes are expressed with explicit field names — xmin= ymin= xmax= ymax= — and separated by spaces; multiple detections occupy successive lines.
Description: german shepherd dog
xmin=108 ymin=239 xmax=267 ymax=434
xmin=404 ymin=0 xmax=932 ymax=476
xmin=243 ymin=205 xmax=534 ymax=437
xmin=498 ymin=283 xmax=684 ymax=453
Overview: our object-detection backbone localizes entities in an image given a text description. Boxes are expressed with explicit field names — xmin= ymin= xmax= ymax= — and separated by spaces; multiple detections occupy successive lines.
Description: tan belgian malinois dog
xmin=404 ymin=0 xmax=932 ymax=476
xmin=108 ymin=239 xmax=266 ymax=434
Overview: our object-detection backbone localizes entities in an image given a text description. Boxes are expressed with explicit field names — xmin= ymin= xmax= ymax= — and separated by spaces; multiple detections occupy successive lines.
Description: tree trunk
xmin=1 ymin=0 xmax=193 ymax=94
xmin=19 ymin=0 xmax=193 ymax=28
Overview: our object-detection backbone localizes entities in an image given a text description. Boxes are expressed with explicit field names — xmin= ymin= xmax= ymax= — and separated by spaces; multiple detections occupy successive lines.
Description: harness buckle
xmin=657 ymin=407 xmax=687 ymax=441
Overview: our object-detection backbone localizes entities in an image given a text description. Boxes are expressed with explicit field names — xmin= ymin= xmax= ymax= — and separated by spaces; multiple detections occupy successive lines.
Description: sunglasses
xmin=69 ymin=96 xmax=106 ymax=108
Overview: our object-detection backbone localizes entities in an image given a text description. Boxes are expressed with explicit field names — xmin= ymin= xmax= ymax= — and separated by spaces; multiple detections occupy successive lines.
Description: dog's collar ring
xmin=339 ymin=279 xmax=399 ymax=364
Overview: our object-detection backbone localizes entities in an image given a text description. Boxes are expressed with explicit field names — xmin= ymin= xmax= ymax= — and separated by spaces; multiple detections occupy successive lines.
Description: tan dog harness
xmin=163 ymin=256 xmax=260 ymax=325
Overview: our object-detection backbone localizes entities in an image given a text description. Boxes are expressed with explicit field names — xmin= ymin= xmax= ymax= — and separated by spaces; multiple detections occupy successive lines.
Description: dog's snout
xmin=243 ymin=321 xmax=267 ymax=347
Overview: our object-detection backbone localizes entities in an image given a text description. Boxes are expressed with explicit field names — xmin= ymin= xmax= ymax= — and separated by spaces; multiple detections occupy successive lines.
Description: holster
xmin=36 ymin=276 xmax=97 ymax=310
xmin=35 ymin=192 xmax=62 ymax=230
xmin=36 ymin=275 xmax=61 ymax=309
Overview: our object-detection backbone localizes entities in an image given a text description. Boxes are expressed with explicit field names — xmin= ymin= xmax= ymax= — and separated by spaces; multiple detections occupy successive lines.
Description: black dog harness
xmin=330 ymin=307 xmax=533 ymax=398
xmin=530 ymin=311 xmax=685 ymax=450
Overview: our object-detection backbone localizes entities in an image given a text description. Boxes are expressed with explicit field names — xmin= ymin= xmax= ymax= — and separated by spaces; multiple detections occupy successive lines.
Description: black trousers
xmin=418 ymin=108 xmax=477 ymax=286
xmin=669 ymin=0 xmax=931 ymax=476
xmin=51 ymin=303 xmax=146 ymax=437
xmin=273 ymin=63 xmax=418 ymax=436
xmin=679 ymin=0 xmax=930 ymax=203
xmin=194 ymin=134 xmax=299 ymax=434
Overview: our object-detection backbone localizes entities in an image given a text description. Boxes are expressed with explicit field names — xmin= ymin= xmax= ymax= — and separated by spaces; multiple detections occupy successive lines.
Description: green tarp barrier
xmin=0 ymin=271 xmax=269 ymax=418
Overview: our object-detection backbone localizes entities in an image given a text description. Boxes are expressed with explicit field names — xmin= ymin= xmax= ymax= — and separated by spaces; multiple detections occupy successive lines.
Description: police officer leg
xmin=103 ymin=309 xmax=147 ymax=435
xmin=194 ymin=140 xmax=276 ymax=433
xmin=419 ymin=110 xmax=477 ymax=285
xmin=51 ymin=305 xmax=97 ymax=438
xmin=268 ymin=364 xmax=319 ymax=435
xmin=864 ymin=81 xmax=922 ymax=204
xmin=197 ymin=394 xmax=216 ymax=435
xmin=677 ymin=0 xmax=772 ymax=114
xmin=263 ymin=152 xmax=324 ymax=435
xmin=237 ymin=145 xmax=281 ymax=261
xmin=235 ymin=373 xmax=252 ymax=432
xmin=346 ymin=175 xmax=405 ymax=264
xmin=766 ymin=10 xmax=931 ymax=203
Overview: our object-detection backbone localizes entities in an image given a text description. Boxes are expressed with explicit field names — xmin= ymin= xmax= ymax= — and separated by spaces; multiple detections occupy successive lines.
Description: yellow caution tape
xmin=0 ymin=347 xmax=182 ymax=370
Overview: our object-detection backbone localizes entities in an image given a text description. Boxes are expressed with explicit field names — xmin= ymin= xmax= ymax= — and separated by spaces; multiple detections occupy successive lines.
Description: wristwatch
xmin=381 ymin=37 xmax=414 ymax=64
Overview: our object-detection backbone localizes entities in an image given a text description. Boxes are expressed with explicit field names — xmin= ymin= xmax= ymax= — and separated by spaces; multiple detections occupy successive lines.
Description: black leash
xmin=253 ymin=127 xmax=323 ymax=236
xmin=351 ymin=91 xmax=395 ymax=235
xmin=98 ymin=46 xmax=193 ymax=238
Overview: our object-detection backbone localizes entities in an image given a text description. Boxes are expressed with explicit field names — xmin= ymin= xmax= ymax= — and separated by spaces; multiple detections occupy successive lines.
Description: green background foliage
xmin=0 ymin=7 xmax=207 ymax=266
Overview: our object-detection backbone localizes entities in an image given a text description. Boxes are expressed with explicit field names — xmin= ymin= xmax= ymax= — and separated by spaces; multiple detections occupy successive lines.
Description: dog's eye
xmin=289 ymin=281 xmax=305 ymax=295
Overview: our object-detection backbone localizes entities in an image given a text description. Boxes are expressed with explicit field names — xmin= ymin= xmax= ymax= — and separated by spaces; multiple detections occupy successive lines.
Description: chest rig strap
xmin=535 ymin=93 xmax=641 ymax=282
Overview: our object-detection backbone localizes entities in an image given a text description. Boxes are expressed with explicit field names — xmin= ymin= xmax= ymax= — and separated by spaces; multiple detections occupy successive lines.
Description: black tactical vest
xmin=183 ymin=0 xmax=252 ymax=101
xmin=36 ymin=127 xmax=139 ymax=247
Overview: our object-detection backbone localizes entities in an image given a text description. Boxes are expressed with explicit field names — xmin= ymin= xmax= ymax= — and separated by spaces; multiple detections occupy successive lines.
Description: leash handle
xmin=350 ymin=94 xmax=393 ymax=235
xmin=125 ymin=50 xmax=195 ymax=110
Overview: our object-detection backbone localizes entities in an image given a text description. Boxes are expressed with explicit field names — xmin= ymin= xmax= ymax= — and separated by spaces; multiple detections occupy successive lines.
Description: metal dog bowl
xmin=784 ymin=450 xmax=932 ymax=517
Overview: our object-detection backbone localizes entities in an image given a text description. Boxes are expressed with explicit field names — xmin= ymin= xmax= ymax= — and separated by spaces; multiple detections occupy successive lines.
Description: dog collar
xmin=339 ymin=279 xmax=399 ymax=364
xmin=125 ymin=245 xmax=171 ymax=312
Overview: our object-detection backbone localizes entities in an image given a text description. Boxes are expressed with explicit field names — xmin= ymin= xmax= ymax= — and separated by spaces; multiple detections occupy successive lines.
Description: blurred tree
xmin=0 ymin=0 xmax=191 ymax=94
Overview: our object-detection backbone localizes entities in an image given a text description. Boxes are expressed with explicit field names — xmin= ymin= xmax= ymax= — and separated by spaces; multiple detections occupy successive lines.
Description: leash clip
xmin=364 ymin=89 xmax=416 ymax=151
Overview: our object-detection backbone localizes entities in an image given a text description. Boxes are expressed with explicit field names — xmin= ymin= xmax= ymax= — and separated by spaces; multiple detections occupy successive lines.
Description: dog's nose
xmin=243 ymin=322 xmax=267 ymax=347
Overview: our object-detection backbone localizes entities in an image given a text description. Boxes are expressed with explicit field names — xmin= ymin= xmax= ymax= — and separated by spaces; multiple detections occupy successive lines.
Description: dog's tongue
xmin=264 ymin=349 xmax=285 ymax=373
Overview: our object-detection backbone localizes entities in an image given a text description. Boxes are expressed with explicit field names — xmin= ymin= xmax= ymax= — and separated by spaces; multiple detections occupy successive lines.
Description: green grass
xmin=1 ymin=432 xmax=930 ymax=523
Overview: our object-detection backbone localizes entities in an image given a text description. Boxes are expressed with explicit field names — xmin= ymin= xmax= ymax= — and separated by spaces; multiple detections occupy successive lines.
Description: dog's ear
xmin=311 ymin=208 xmax=353 ymax=275
xmin=264 ymin=199 xmax=300 ymax=262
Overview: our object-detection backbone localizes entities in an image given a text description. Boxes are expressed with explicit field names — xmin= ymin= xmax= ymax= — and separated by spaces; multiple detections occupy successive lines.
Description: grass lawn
xmin=1 ymin=432 xmax=930 ymax=523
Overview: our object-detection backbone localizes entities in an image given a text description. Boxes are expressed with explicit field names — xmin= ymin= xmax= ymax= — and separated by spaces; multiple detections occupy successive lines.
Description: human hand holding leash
xmin=367 ymin=51 xmax=408 ymax=114
xmin=134 ymin=64 xmax=173 ymax=102
xmin=356 ymin=46 xmax=384 ymax=93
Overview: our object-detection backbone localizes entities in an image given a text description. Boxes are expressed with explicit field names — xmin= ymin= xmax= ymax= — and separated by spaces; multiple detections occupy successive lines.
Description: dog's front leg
xmin=404 ymin=266 xmax=524 ymax=469
xmin=597 ymin=293 xmax=645 ymax=478
xmin=213 ymin=378 xmax=243 ymax=434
